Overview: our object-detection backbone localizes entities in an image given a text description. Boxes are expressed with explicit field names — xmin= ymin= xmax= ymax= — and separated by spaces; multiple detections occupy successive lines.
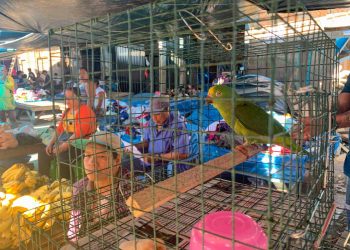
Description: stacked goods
xmin=0 ymin=164 xmax=73 ymax=249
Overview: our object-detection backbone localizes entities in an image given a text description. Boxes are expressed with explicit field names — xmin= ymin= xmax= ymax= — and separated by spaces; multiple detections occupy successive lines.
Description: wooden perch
xmin=126 ymin=144 xmax=266 ymax=218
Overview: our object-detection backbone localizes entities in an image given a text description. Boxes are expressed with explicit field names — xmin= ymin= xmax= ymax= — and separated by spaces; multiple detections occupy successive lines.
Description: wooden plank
xmin=126 ymin=144 xmax=265 ymax=217
xmin=0 ymin=143 xmax=44 ymax=160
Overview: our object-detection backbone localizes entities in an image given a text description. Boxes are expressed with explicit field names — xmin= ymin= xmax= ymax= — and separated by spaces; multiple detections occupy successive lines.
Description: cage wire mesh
xmin=17 ymin=0 xmax=338 ymax=249
xmin=319 ymin=207 xmax=350 ymax=249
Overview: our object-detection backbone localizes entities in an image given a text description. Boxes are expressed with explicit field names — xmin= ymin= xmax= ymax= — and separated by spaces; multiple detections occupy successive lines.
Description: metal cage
xmin=18 ymin=0 xmax=338 ymax=249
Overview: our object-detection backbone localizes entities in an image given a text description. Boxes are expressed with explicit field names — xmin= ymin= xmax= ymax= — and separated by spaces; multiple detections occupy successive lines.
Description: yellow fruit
xmin=24 ymin=173 xmax=37 ymax=189
xmin=23 ymin=204 xmax=45 ymax=223
xmin=12 ymin=167 xmax=28 ymax=181
xmin=60 ymin=178 xmax=68 ymax=183
xmin=37 ymin=175 xmax=49 ymax=186
xmin=57 ymin=205 xmax=71 ymax=221
xmin=54 ymin=191 xmax=72 ymax=202
xmin=18 ymin=225 xmax=31 ymax=243
xmin=49 ymin=180 xmax=60 ymax=190
xmin=47 ymin=189 xmax=60 ymax=202
xmin=0 ymin=206 xmax=10 ymax=218
xmin=119 ymin=238 xmax=166 ymax=250
xmin=42 ymin=217 xmax=55 ymax=231
xmin=64 ymin=185 xmax=73 ymax=193
xmin=11 ymin=238 xmax=19 ymax=249
xmin=1 ymin=164 xmax=23 ymax=181
xmin=2 ymin=164 xmax=29 ymax=184
xmin=31 ymin=185 xmax=49 ymax=201
xmin=1 ymin=230 xmax=13 ymax=240
xmin=10 ymin=222 xmax=18 ymax=234
xmin=0 ymin=236 xmax=12 ymax=249
xmin=0 ymin=217 xmax=12 ymax=233
xmin=3 ymin=181 xmax=26 ymax=194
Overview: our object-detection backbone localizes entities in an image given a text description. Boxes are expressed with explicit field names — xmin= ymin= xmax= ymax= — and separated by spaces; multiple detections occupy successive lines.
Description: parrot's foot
xmin=234 ymin=144 xmax=260 ymax=158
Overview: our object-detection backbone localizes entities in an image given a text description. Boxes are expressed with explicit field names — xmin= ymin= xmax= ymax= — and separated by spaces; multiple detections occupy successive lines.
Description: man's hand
xmin=143 ymin=153 xmax=161 ymax=164
xmin=143 ymin=154 xmax=153 ymax=164
xmin=0 ymin=131 xmax=18 ymax=149
xmin=52 ymin=142 xmax=70 ymax=155
xmin=46 ymin=142 xmax=54 ymax=156
xmin=292 ymin=116 xmax=322 ymax=141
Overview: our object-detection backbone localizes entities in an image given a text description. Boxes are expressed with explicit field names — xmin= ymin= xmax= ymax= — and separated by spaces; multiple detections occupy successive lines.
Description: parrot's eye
xmin=215 ymin=91 xmax=222 ymax=97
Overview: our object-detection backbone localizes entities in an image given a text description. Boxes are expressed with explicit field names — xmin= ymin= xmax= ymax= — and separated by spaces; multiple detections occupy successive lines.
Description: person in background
xmin=94 ymin=78 xmax=106 ymax=117
xmin=15 ymin=71 xmax=25 ymax=88
xmin=186 ymin=84 xmax=197 ymax=96
xmin=67 ymin=132 xmax=145 ymax=241
xmin=0 ymin=65 xmax=17 ymax=127
xmin=79 ymin=67 xmax=95 ymax=108
xmin=38 ymin=70 xmax=51 ymax=92
xmin=46 ymin=86 xmax=96 ymax=179
xmin=127 ymin=95 xmax=190 ymax=179
xmin=293 ymin=74 xmax=350 ymax=231
xmin=53 ymin=73 xmax=63 ymax=94
xmin=42 ymin=70 xmax=50 ymax=84
xmin=27 ymin=68 xmax=36 ymax=83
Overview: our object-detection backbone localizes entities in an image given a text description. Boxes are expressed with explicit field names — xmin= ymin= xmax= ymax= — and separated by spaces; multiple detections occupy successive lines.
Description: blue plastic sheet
xmin=186 ymin=104 xmax=223 ymax=129
xmin=235 ymin=153 xmax=308 ymax=183
xmin=170 ymin=99 xmax=199 ymax=116
xmin=121 ymin=92 xmax=152 ymax=107
xmin=119 ymin=133 xmax=142 ymax=144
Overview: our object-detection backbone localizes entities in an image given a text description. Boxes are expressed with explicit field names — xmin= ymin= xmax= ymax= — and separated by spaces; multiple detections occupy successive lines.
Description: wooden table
xmin=0 ymin=143 xmax=51 ymax=176
xmin=16 ymin=101 xmax=66 ymax=122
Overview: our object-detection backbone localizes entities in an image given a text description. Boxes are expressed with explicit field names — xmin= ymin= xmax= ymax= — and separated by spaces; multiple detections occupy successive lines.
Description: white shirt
xmin=94 ymin=86 xmax=106 ymax=110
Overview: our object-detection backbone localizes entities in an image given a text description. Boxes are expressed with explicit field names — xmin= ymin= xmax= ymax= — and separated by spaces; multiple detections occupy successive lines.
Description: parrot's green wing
xmin=235 ymin=101 xmax=286 ymax=136
xmin=235 ymin=101 xmax=305 ymax=153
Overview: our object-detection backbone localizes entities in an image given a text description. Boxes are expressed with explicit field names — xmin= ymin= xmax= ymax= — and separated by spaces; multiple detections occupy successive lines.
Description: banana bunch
xmin=0 ymin=192 xmax=23 ymax=249
xmin=41 ymin=179 xmax=73 ymax=222
xmin=1 ymin=164 xmax=30 ymax=194
xmin=30 ymin=185 xmax=49 ymax=200
xmin=8 ymin=215 xmax=32 ymax=248
xmin=51 ymin=200 xmax=71 ymax=221
xmin=0 ymin=164 xmax=74 ymax=247
xmin=1 ymin=164 xmax=49 ymax=194
xmin=30 ymin=179 xmax=73 ymax=224
xmin=39 ymin=179 xmax=72 ymax=203
xmin=1 ymin=163 xmax=29 ymax=183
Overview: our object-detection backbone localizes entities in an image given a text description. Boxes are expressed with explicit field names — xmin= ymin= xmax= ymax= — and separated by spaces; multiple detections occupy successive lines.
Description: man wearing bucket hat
xmin=128 ymin=95 xmax=190 ymax=179
xmin=68 ymin=131 xmax=145 ymax=241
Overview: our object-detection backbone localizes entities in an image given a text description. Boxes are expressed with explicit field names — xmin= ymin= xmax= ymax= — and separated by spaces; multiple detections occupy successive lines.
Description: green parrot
xmin=206 ymin=84 xmax=303 ymax=154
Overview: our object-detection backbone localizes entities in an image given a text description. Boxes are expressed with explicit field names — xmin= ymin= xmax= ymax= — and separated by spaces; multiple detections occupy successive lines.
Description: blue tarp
xmin=235 ymin=153 xmax=308 ymax=183
xmin=336 ymin=37 xmax=349 ymax=54
xmin=121 ymin=92 xmax=152 ymax=107
xmin=186 ymin=104 xmax=223 ymax=129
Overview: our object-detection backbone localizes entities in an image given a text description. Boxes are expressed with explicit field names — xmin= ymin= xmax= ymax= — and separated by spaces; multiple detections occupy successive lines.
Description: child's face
xmin=83 ymin=143 xmax=119 ymax=182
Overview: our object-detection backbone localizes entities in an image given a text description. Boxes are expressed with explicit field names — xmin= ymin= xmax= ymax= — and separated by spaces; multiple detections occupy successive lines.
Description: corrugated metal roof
xmin=0 ymin=0 xmax=349 ymax=54
xmin=248 ymin=0 xmax=350 ymax=12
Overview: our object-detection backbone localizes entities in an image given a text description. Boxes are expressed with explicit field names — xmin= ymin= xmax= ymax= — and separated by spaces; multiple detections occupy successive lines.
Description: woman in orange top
xmin=46 ymin=86 xmax=96 ymax=179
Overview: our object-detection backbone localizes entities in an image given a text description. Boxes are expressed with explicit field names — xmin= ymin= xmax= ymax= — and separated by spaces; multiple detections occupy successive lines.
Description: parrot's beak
xmin=206 ymin=96 xmax=213 ymax=104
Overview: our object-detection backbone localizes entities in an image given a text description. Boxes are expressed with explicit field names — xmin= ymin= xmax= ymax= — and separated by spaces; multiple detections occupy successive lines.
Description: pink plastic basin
xmin=189 ymin=211 xmax=267 ymax=250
